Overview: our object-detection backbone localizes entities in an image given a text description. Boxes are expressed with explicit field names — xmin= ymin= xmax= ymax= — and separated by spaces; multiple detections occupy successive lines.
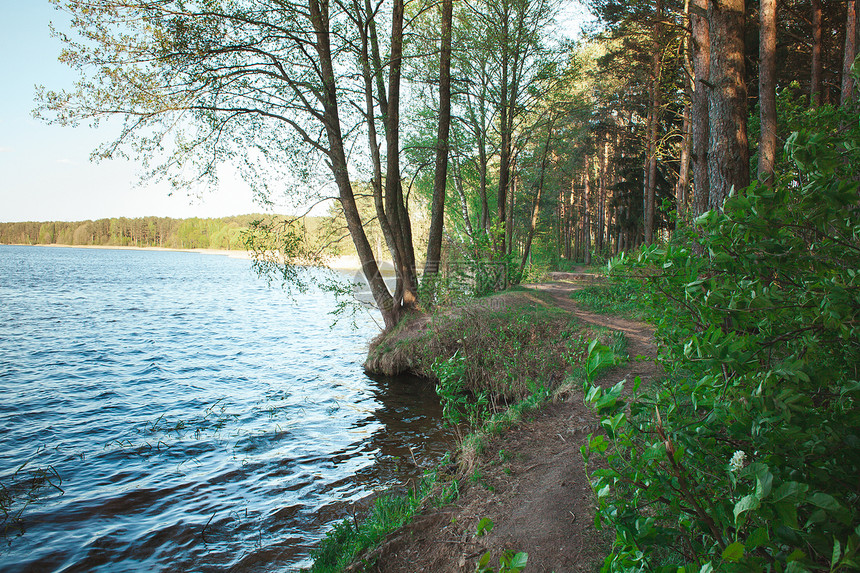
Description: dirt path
xmin=361 ymin=277 xmax=658 ymax=573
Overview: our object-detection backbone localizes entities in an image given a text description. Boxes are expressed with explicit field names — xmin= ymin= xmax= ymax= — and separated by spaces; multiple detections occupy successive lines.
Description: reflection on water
xmin=0 ymin=246 xmax=452 ymax=572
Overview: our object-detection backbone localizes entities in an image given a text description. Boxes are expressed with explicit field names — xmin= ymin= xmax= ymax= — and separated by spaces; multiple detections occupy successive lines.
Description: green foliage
xmin=423 ymin=227 xmax=524 ymax=309
xmin=433 ymin=351 xmax=491 ymax=427
xmin=583 ymin=105 xmax=860 ymax=572
xmin=0 ymin=215 xmax=293 ymax=250
xmin=403 ymin=295 xmax=594 ymax=399
xmin=310 ymin=466 xmax=444 ymax=572
xmin=474 ymin=518 xmax=528 ymax=572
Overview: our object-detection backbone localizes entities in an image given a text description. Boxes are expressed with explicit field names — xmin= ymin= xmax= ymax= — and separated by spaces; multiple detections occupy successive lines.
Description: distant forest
xmin=0 ymin=215 xmax=269 ymax=250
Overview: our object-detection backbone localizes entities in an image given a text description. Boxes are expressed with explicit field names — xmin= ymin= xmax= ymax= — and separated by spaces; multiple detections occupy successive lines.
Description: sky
xmin=0 ymin=1 xmax=593 ymax=224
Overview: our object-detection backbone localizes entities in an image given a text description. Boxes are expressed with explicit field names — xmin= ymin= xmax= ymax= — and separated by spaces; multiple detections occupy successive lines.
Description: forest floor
xmin=357 ymin=273 xmax=659 ymax=573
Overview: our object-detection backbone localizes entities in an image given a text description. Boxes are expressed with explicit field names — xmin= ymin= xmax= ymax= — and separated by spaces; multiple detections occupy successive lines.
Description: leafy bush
xmin=433 ymin=351 xmax=491 ymax=428
xmin=583 ymin=103 xmax=860 ymax=572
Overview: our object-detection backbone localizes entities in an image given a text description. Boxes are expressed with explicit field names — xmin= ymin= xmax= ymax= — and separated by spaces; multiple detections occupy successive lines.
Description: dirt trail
xmin=362 ymin=276 xmax=658 ymax=573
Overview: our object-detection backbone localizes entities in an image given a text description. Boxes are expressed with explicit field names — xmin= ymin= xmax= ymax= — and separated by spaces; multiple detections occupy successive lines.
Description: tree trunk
xmin=691 ymin=0 xmax=710 ymax=216
xmin=812 ymin=0 xmax=823 ymax=105
xmin=497 ymin=17 xmax=511 ymax=254
xmin=677 ymin=103 xmax=692 ymax=218
xmin=356 ymin=0 xmax=399 ymax=276
xmin=452 ymin=153 xmax=474 ymax=238
xmin=644 ymin=0 xmax=663 ymax=245
xmin=506 ymin=168 xmax=516 ymax=257
xmin=597 ymin=138 xmax=608 ymax=251
xmin=758 ymin=0 xmax=777 ymax=186
xmin=583 ymin=157 xmax=592 ymax=266
xmin=843 ymin=0 xmax=858 ymax=105
xmin=384 ymin=0 xmax=418 ymax=314
xmin=708 ymin=0 xmax=749 ymax=210
xmin=309 ymin=0 xmax=395 ymax=327
xmin=519 ymin=121 xmax=554 ymax=275
xmin=424 ymin=0 xmax=453 ymax=277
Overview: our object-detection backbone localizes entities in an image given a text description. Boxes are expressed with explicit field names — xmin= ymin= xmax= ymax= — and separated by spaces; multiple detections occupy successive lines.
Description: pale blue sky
xmin=0 ymin=1 xmax=592 ymax=224
xmin=0 ymin=2 xmax=267 ymax=223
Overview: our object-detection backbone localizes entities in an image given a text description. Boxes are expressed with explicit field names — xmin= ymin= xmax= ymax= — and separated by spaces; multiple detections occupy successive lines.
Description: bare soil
xmin=357 ymin=275 xmax=658 ymax=573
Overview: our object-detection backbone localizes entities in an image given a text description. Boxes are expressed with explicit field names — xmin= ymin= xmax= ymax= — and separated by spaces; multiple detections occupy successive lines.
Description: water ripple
xmin=0 ymin=245 xmax=452 ymax=571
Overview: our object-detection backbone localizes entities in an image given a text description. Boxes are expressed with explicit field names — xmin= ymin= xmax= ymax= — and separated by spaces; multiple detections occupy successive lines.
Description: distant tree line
xmin=1 ymin=215 xmax=269 ymax=250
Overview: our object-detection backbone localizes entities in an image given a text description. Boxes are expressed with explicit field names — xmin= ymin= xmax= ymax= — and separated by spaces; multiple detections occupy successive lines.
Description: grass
xmin=569 ymin=281 xmax=650 ymax=321
xmin=367 ymin=290 xmax=603 ymax=399
xmin=307 ymin=380 xmax=556 ymax=572
xmin=319 ymin=285 xmax=633 ymax=571
xmin=309 ymin=462 xmax=457 ymax=572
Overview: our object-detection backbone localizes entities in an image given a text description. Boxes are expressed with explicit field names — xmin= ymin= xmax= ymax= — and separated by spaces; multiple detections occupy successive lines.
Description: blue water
xmin=0 ymin=245 xmax=450 ymax=572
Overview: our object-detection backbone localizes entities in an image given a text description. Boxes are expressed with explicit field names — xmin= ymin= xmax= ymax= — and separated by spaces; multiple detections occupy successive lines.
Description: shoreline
xmin=2 ymin=243 xmax=381 ymax=270
xmin=315 ymin=279 xmax=659 ymax=572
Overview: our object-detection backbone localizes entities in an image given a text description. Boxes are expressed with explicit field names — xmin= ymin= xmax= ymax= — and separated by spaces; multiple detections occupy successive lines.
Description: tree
xmin=758 ymin=0 xmax=777 ymax=185
xmin=424 ymin=0 xmax=454 ymax=276
xmin=707 ymin=0 xmax=749 ymax=209
xmin=690 ymin=0 xmax=710 ymax=216
xmin=643 ymin=0 xmax=663 ymax=245
xmin=843 ymin=0 xmax=858 ymax=105
xmin=38 ymin=0 xmax=437 ymax=328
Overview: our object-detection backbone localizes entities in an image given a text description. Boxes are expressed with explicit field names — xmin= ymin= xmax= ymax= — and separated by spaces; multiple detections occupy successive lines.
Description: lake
xmin=0 ymin=245 xmax=451 ymax=571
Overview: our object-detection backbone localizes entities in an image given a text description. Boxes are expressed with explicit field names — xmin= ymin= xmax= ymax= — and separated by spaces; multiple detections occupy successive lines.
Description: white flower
xmin=729 ymin=450 xmax=746 ymax=473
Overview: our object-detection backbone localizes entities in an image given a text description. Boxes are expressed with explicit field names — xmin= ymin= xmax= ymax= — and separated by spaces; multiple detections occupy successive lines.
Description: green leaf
xmin=750 ymin=463 xmax=773 ymax=501
xmin=476 ymin=517 xmax=494 ymax=536
xmin=510 ymin=552 xmax=528 ymax=569
xmin=808 ymin=492 xmax=841 ymax=512
xmin=722 ymin=542 xmax=745 ymax=562
xmin=734 ymin=494 xmax=760 ymax=524
xmin=831 ymin=539 xmax=842 ymax=569
xmin=746 ymin=527 xmax=769 ymax=550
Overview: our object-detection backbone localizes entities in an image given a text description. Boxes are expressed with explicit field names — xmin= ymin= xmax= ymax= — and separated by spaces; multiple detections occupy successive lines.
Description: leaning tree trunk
xmin=424 ymin=0 xmax=453 ymax=277
xmin=519 ymin=121 xmax=554 ymax=275
xmin=309 ymin=0 xmax=395 ymax=327
xmin=356 ymin=0 xmax=399 ymax=278
xmin=707 ymin=0 xmax=749 ymax=211
xmin=758 ymin=0 xmax=777 ymax=186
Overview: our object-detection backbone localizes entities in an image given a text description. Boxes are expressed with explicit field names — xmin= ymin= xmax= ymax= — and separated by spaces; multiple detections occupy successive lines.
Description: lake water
xmin=0 ymin=245 xmax=451 ymax=572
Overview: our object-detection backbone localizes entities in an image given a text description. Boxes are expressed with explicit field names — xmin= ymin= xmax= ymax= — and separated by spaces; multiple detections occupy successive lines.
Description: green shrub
xmin=583 ymin=103 xmax=860 ymax=572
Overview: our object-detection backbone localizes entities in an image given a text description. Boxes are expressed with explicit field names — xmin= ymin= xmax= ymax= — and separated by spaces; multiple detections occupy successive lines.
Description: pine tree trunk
xmin=677 ymin=103 xmax=691 ymax=218
xmin=758 ymin=0 xmax=777 ymax=186
xmin=843 ymin=0 xmax=858 ymax=105
xmin=691 ymin=0 xmax=710 ymax=216
xmin=583 ymin=158 xmax=592 ymax=266
xmin=644 ymin=0 xmax=663 ymax=245
xmin=812 ymin=0 xmax=823 ymax=105
xmin=707 ymin=0 xmax=749 ymax=210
